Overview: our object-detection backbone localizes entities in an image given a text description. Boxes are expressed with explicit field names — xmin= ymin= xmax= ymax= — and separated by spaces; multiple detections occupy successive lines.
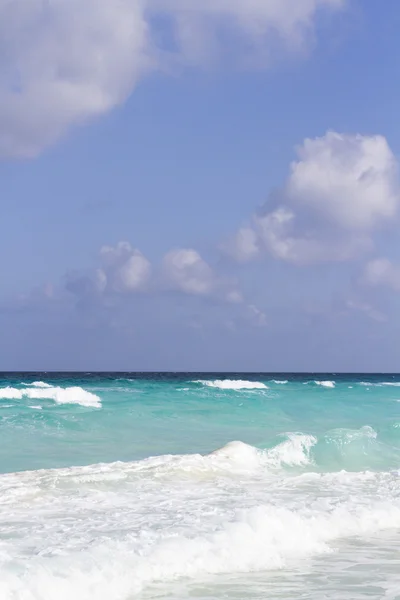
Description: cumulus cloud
xmin=0 ymin=0 xmax=345 ymax=158
xmin=162 ymin=248 xmax=243 ymax=303
xmin=66 ymin=241 xmax=151 ymax=302
xmin=162 ymin=249 xmax=215 ymax=295
xmin=287 ymin=132 xmax=399 ymax=229
xmin=99 ymin=242 xmax=151 ymax=292
xmin=226 ymin=132 xmax=400 ymax=265
xmin=67 ymin=242 xmax=237 ymax=302
xmin=361 ymin=258 xmax=400 ymax=292
xmin=161 ymin=248 xmax=267 ymax=325
xmin=65 ymin=242 xmax=267 ymax=326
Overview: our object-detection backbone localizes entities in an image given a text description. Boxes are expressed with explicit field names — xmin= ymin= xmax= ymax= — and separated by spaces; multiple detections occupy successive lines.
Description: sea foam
xmin=1 ymin=453 xmax=400 ymax=599
xmin=0 ymin=386 xmax=101 ymax=408
xmin=314 ymin=380 xmax=335 ymax=388
xmin=194 ymin=379 xmax=268 ymax=390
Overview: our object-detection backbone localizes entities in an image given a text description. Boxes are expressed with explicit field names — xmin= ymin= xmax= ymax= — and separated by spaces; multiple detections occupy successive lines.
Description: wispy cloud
xmin=361 ymin=258 xmax=400 ymax=292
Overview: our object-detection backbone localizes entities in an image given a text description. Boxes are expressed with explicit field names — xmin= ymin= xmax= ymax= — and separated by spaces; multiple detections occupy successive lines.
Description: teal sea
xmin=1 ymin=373 xmax=400 ymax=599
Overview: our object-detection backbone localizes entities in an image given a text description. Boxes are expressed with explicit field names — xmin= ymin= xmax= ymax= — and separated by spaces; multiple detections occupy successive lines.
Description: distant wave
xmin=314 ymin=380 xmax=335 ymax=388
xmin=22 ymin=381 xmax=52 ymax=388
xmin=193 ymin=379 xmax=268 ymax=390
xmin=271 ymin=380 xmax=288 ymax=385
xmin=359 ymin=381 xmax=400 ymax=388
xmin=0 ymin=386 xmax=101 ymax=408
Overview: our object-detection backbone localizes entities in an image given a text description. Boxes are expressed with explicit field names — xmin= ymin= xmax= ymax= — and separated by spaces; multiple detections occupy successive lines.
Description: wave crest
xmin=194 ymin=379 xmax=268 ymax=390
xmin=315 ymin=380 xmax=335 ymax=388
xmin=0 ymin=386 xmax=101 ymax=408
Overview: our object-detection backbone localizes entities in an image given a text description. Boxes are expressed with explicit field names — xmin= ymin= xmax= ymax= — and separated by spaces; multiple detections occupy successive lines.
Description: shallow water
xmin=1 ymin=373 xmax=400 ymax=599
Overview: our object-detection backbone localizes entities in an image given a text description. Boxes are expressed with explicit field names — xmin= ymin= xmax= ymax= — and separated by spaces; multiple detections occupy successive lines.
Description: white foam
xmin=205 ymin=436 xmax=316 ymax=472
xmin=315 ymin=380 xmax=335 ymax=388
xmin=194 ymin=379 xmax=268 ymax=390
xmin=264 ymin=434 xmax=317 ymax=468
xmin=125 ymin=502 xmax=400 ymax=591
xmin=23 ymin=381 xmax=52 ymax=388
xmin=272 ymin=380 xmax=288 ymax=384
xmin=1 ymin=467 xmax=400 ymax=599
xmin=0 ymin=386 xmax=101 ymax=408
xmin=208 ymin=441 xmax=264 ymax=471
xmin=359 ymin=381 xmax=400 ymax=388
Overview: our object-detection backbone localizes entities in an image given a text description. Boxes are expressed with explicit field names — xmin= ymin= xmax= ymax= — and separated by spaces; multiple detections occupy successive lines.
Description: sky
xmin=1 ymin=0 xmax=400 ymax=372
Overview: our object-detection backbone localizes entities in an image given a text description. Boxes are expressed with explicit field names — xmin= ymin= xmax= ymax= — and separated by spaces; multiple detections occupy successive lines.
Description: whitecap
xmin=0 ymin=386 xmax=101 ymax=408
xmin=315 ymin=380 xmax=335 ymax=388
xmin=264 ymin=433 xmax=317 ymax=468
xmin=359 ymin=381 xmax=400 ymax=388
xmin=193 ymin=379 xmax=268 ymax=390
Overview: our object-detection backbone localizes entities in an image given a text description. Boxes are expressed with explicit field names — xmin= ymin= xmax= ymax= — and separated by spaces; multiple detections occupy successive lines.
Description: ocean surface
xmin=1 ymin=373 xmax=400 ymax=599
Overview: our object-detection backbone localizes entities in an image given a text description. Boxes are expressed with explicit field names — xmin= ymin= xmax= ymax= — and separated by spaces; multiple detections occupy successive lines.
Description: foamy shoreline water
xmin=0 ymin=373 xmax=400 ymax=599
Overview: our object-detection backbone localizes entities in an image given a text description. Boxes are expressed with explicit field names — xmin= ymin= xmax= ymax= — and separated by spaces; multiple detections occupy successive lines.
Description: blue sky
xmin=1 ymin=0 xmax=400 ymax=371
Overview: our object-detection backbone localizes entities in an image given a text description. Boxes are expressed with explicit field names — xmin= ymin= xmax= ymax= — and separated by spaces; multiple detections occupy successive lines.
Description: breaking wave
xmin=194 ymin=379 xmax=268 ymax=390
xmin=314 ymin=380 xmax=335 ymax=388
xmin=1 ymin=440 xmax=400 ymax=599
xmin=360 ymin=381 xmax=400 ymax=388
xmin=4 ymin=499 xmax=399 ymax=599
xmin=0 ymin=386 xmax=101 ymax=408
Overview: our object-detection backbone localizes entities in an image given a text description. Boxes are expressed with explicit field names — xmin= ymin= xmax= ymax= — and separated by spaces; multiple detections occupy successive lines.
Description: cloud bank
xmin=0 ymin=0 xmax=345 ymax=158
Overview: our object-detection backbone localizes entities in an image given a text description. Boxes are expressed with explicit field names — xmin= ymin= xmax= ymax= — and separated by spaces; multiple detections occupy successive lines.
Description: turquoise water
xmin=1 ymin=373 xmax=400 ymax=599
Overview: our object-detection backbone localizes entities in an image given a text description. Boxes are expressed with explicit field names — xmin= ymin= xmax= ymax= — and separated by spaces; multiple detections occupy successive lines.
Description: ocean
xmin=0 ymin=373 xmax=400 ymax=599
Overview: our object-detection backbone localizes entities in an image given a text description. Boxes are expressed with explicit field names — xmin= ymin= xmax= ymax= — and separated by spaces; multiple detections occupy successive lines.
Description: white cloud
xmin=361 ymin=258 xmax=400 ymax=292
xmin=222 ymin=227 xmax=260 ymax=262
xmin=0 ymin=0 xmax=345 ymax=158
xmin=150 ymin=0 xmax=344 ymax=67
xmin=63 ymin=241 xmax=267 ymax=328
xmin=287 ymin=132 xmax=399 ymax=230
xmin=67 ymin=241 xmax=151 ymax=300
xmin=111 ymin=254 xmax=151 ymax=293
xmin=227 ymin=132 xmax=400 ymax=265
xmin=0 ymin=0 xmax=151 ymax=158
xmin=161 ymin=247 xmax=268 ymax=325
xmin=100 ymin=242 xmax=151 ymax=293
xmin=162 ymin=248 xmax=220 ymax=296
